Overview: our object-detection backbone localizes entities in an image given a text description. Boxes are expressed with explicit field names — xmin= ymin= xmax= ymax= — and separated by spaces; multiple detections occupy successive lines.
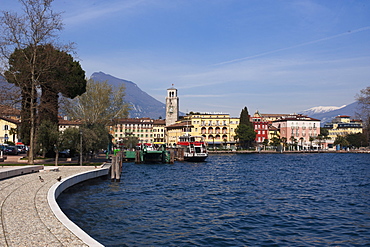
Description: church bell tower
xmin=166 ymin=86 xmax=179 ymax=126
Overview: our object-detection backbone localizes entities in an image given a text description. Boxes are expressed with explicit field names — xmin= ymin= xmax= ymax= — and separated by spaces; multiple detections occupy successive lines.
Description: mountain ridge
xmin=90 ymin=72 xmax=166 ymax=119
xmin=300 ymin=102 xmax=360 ymax=125
xmin=300 ymin=105 xmax=346 ymax=115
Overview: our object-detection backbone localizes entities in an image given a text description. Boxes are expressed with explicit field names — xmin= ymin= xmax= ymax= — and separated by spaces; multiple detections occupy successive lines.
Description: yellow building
xmin=165 ymin=121 xmax=192 ymax=146
xmin=179 ymin=113 xmax=239 ymax=148
xmin=324 ymin=115 xmax=363 ymax=139
xmin=153 ymin=119 xmax=166 ymax=144
xmin=0 ymin=116 xmax=19 ymax=144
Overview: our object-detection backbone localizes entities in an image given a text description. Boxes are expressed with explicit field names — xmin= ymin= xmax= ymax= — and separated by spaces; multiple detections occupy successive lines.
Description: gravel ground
xmin=0 ymin=166 xmax=96 ymax=247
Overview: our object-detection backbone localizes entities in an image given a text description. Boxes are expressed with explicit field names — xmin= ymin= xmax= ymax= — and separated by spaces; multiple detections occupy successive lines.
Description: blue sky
xmin=3 ymin=0 xmax=370 ymax=116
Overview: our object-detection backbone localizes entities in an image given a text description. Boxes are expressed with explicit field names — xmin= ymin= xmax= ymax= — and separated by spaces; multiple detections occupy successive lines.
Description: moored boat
xmin=177 ymin=135 xmax=208 ymax=162
xmin=135 ymin=143 xmax=169 ymax=163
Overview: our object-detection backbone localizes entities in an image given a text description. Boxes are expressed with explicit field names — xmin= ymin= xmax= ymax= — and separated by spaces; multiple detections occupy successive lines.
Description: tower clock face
xmin=168 ymin=104 xmax=173 ymax=114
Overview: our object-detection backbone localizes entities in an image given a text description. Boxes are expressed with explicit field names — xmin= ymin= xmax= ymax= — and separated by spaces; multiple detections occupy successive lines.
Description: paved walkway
xmin=0 ymin=166 xmax=97 ymax=246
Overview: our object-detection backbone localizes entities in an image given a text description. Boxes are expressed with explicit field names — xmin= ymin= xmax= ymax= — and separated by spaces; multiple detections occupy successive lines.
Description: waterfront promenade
xmin=0 ymin=155 xmax=107 ymax=246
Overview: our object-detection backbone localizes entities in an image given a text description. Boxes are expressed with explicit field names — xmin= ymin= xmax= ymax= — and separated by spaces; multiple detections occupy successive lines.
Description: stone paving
xmin=0 ymin=166 xmax=96 ymax=247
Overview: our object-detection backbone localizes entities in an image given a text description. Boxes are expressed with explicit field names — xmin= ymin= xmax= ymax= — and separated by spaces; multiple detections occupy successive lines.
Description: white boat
xmin=177 ymin=135 xmax=208 ymax=162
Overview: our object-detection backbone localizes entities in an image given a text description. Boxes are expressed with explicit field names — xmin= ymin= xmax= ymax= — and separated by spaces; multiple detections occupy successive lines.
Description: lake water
xmin=58 ymin=153 xmax=370 ymax=246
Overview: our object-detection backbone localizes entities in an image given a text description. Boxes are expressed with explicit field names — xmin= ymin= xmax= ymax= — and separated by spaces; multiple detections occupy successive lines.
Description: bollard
xmin=177 ymin=148 xmax=184 ymax=161
xmin=135 ymin=150 xmax=142 ymax=164
xmin=115 ymin=154 xmax=121 ymax=182
xmin=111 ymin=156 xmax=116 ymax=182
xmin=169 ymin=149 xmax=175 ymax=164
xmin=119 ymin=151 xmax=123 ymax=174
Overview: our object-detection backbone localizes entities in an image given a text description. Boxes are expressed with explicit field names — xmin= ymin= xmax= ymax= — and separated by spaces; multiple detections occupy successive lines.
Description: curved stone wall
xmin=48 ymin=167 xmax=110 ymax=247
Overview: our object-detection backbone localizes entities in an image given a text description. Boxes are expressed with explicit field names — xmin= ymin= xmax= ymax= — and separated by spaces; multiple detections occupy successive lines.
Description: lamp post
xmin=79 ymin=129 xmax=83 ymax=166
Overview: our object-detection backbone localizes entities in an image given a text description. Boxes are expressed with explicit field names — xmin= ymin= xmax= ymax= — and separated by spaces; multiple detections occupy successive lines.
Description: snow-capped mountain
xmin=300 ymin=105 xmax=346 ymax=116
xmin=300 ymin=102 xmax=360 ymax=126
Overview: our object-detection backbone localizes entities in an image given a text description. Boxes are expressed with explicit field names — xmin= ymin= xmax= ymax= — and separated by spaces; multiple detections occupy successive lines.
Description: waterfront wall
xmin=0 ymin=165 xmax=43 ymax=180
xmin=48 ymin=166 xmax=110 ymax=247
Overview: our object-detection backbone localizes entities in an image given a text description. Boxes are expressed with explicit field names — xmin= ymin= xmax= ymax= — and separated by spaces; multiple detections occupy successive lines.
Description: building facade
xmin=166 ymin=121 xmax=192 ymax=146
xmin=182 ymin=113 xmax=239 ymax=148
xmin=110 ymin=118 xmax=161 ymax=145
xmin=58 ymin=117 xmax=81 ymax=132
xmin=152 ymin=119 xmax=166 ymax=143
xmin=0 ymin=117 xmax=19 ymax=144
xmin=272 ymin=114 xmax=321 ymax=149
xmin=251 ymin=111 xmax=269 ymax=144
xmin=324 ymin=115 xmax=363 ymax=140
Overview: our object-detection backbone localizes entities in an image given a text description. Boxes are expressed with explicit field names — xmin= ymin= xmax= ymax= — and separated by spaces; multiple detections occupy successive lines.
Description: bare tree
xmin=64 ymin=79 xmax=131 ymax=126
xmin=0 ymin=0 xmax=66 ymax=164
xmin=356 ymin=86 xmax=370 ymax=146
xmin=356 ymin=87 xmax=370 ymax=125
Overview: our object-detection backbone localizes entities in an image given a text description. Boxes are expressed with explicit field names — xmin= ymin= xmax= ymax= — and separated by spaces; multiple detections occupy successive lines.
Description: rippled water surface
xmin=58 ymin=153 xmax=370 ymax=246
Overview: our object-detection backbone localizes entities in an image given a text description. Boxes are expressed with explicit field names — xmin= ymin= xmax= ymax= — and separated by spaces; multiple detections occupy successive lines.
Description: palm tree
xmin=281 ymin=137 xmax=287 ymax=151
xmin=299 ymin=137 xmax=304 ymax=151
xmin=309 ymin=136 xmax=315 ymax=150
xmin=317 ymin=134 xmax=324 ymax=150
xmin=9 ymin=127 xmax=18 ymax=143
xmin=290 ymin=136 xmax=297 ymax=151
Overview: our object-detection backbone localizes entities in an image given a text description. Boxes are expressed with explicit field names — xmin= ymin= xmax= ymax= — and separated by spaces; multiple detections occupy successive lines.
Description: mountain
xmin=300 ymin=102 xmax=361 ymax=125
xmin=300 ymin=105 xmax=346 ymax=116
xmin=91 ymin=72 xmax=166 ymax=119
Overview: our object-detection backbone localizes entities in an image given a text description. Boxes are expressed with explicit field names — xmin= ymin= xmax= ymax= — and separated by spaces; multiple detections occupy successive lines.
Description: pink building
xmin=272 ymin=114 xmax=321 ymax=150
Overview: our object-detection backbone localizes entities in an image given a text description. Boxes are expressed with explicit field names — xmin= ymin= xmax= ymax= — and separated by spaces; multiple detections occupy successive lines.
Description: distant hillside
xmin=300 ymin=102 xmax=361 ymax=125
xmin=90 ymin=72 xmax=166 ymax=119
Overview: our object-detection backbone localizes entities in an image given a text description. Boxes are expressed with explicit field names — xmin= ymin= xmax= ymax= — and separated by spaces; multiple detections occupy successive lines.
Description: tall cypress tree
xmin=235 ymin=106 xmax=256 ymax=149
xmin=240 ymin=106 xmax=253 ymax=128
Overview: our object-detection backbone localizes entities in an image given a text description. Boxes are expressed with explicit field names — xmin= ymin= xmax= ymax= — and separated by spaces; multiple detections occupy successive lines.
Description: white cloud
xmin=60 ymin=0 xmax=148 ymax=27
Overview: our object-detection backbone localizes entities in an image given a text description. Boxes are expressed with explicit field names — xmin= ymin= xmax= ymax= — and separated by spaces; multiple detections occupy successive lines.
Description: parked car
xmin=16 ymin=145 xmax=27 ymax=154
xmin=59 ymin=149 xmax=71 ymax=158
xmin=4 ymin=146 xmax=18 ymax=155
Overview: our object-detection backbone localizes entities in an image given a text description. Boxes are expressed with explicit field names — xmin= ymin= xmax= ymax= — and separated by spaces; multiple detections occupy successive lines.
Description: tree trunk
xmin=55 ymin=151 xmax=59 ymax=166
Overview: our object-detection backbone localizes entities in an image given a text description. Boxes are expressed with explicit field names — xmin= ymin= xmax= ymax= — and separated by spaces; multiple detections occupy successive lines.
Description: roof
xmin=273 ymin=114 xmax=320 ymax=122
xmin=166 ymin=121 xmax=193 ymax=129
xmin=58 ymin=118 xmax=82 ymax=126
xmin=153 ymin=119 xmax=166 ymax=125
xmin=0 ymin=105 xmax=21 ymax=118
xmin=268 ymin=125 xmax=279 ymax=131
xmin=0 ymin=116 xmax=20 ymax=125
xmin=262 ymin=113 xmax=290 ymax=117
xmin=113 ymin=118 xmax=154 ymax=125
